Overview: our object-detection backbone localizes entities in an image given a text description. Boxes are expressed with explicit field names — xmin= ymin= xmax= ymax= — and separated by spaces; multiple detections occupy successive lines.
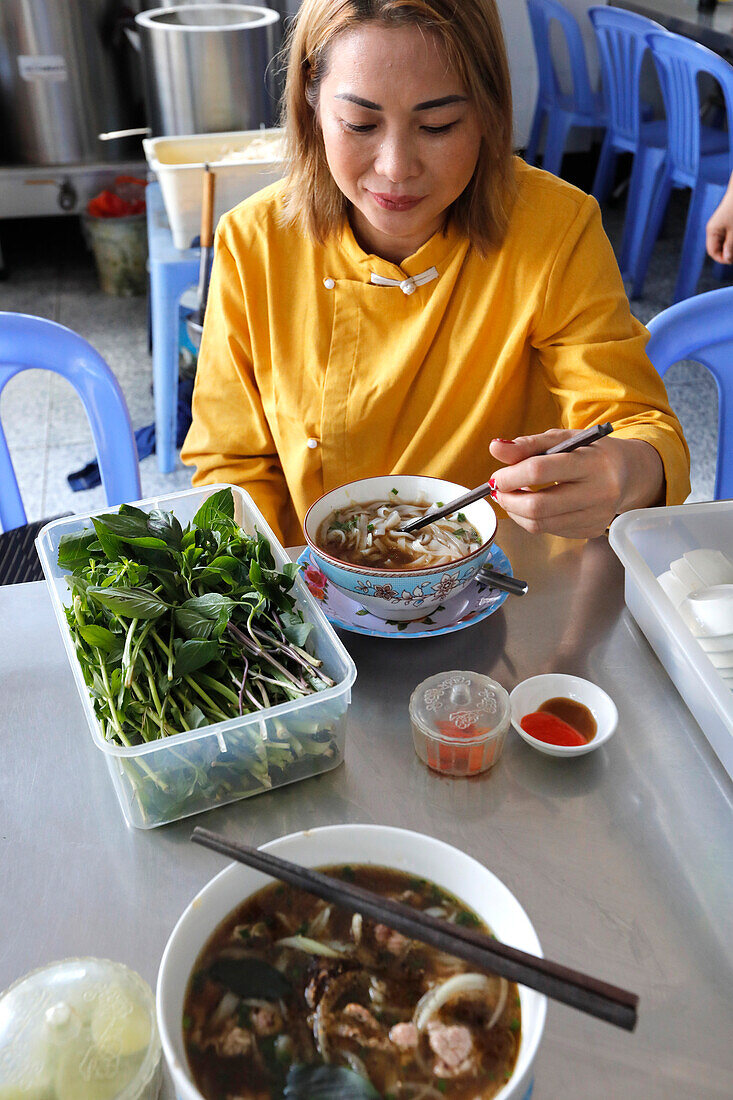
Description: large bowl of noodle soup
xmin=156 ymin=824 xmax=546 ymax=1100
xmin=303 ymin=476 xmax=497 ymax=621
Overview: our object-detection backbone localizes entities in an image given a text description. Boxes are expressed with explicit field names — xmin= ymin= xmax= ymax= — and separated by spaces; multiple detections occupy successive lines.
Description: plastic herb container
xmin=35 ymin=486 xmax=357 ymax=830
xmin=409 ymin=670 xmax=511 ymax=776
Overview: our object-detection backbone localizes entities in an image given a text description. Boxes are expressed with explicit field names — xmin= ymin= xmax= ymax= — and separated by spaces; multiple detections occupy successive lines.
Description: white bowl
xmin=509 ymin=674 xmax=618 ymax=758
xmin=303 ymin=475 xmax=497 ymax=621
xmin=156 ymin=824 xmax=546 ymax=1100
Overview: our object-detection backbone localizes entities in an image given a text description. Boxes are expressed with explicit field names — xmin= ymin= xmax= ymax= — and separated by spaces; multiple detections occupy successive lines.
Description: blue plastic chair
xmin=525 ymin=0 xmax=605 ymax=178
xmin=588 ymin=7 xmax=669 ymax=272
xmin=0 ymin=312 xmax=141 ymax=532
xmin=629 ymin=32 xmax=733 ymax=303
xmin=646 ymin=286 xmax=733 ymax=499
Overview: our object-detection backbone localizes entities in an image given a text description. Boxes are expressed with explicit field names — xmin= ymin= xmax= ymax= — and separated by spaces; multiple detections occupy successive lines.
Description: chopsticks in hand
xmin=401 ymin=422 xmax=615 ymax=534
xmin=191 ymin=826 xmax=638 ymax=1032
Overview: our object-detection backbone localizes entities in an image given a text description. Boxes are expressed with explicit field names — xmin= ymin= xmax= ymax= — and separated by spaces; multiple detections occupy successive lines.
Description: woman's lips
xmin=369 ymin=192 xmax=424 ymax=211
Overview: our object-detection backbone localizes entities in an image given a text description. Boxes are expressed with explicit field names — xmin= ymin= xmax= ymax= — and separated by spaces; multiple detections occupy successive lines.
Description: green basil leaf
xmin=125 ymin=535 xmax=170 ymax=549
xmin=209 ymin=958 xmax=291 ymax=1001
xmin=86 ymin=586 xmax=169 ymax=620
xmin=175 ymin=608 xmax=215 ymax=640
xmin=94 ymin=510 xmax=151 ymax=539
xmin=182 ymin=593 xmax=236 ymax=619
xmin=281 ymin=613 xmax=313 ymax=648
xmin=192 ymin=488 xmax=236 ymax=531
xmin=284 ymin=1065 xmax=381 ymax=1099
xmin=57 ymin=531 xmax=97 ymax=571
xmin=146 ymin=508 xmax=183 ymax=549
xmin=173 ymin=638 xmax=220 ymax=677
xmin=91 ymin=518 xmax=124 ymax=562
xmin=78 ymin=625 xmax=119 ymax=652
xmin=184 ymin=704 xmax=209 ymax=729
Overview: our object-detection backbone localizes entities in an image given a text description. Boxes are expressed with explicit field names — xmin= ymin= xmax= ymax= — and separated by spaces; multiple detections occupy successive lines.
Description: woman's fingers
xmin=489 ymin=429 xmax=575 ymax=464
xmin=492 ymin=449 xmax=590 ymax=494
xmin=493 ymin=484 xmax=615 ymax=539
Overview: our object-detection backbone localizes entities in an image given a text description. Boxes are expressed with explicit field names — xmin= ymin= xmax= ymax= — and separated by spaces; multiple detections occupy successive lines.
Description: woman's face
xmin=317 ymin=23 xmax=482 ymax=264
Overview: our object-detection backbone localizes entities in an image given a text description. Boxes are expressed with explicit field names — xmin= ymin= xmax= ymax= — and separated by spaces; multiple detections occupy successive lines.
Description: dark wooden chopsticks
xmin=191 ymin=827 xmax=638 ymax=1032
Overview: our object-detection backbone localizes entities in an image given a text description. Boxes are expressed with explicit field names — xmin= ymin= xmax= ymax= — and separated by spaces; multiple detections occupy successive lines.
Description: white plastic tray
xmin=143 ymin=128 xmax=285 ymax=250
xmin=609 ymin=501 xmax=733 ymax=779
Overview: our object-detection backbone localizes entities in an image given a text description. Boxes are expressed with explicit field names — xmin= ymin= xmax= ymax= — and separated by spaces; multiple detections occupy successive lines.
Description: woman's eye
xmin=422 ymin=122 xmax=457 ymax=135
xmin=343 ymin=122 xmax=376 ymax=133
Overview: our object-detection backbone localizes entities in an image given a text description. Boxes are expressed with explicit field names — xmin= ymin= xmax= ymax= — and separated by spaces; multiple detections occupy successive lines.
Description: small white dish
xmin=509 ymin=674 xmax=618 ymax=758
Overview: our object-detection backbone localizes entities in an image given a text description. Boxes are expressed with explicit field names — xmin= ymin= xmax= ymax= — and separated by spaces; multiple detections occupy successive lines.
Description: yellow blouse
xmin=181 ymin=159 xmax=690 ymax=546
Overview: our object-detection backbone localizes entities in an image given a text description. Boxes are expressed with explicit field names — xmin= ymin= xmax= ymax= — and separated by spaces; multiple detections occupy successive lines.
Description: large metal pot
xmin=0 ymin=0 xmax=138 ymax=166
xmin=134 ymin=4 xmax=280 ymax=136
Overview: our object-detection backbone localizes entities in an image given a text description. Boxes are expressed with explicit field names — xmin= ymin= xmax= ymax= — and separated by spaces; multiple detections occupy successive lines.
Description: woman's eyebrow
xmin=334 ymin=93 xmax=467 ymax=112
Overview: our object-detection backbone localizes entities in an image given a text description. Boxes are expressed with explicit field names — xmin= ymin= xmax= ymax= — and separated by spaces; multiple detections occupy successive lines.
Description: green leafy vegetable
xmin=59 ymin=489 xmax=342 ymax=824
xmin=208 ymin=957 xmax=291 ymax=1000
xmin=285 ymin=1065 xmax=381 ymax=1099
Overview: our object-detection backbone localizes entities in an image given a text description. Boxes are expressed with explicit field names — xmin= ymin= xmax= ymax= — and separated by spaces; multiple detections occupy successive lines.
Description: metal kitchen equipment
xmin=0 ymin=0 xmax=139 ymax=167
xmin=133 ymin=5 xmax=280 ymax=135
xmin=0 ymin=0 xmax=146 ymax=263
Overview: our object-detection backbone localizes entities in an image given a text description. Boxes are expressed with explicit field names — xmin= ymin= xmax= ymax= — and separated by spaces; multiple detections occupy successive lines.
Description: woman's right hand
xmin=706 ymin=175 xmax=733 ymax=264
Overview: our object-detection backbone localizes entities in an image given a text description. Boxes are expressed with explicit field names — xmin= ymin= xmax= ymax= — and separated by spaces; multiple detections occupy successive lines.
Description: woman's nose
xmin=374 ymin=132 xmax=420 ymax=183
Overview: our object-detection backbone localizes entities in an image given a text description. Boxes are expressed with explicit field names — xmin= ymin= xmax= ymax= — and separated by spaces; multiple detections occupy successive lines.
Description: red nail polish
xmin=493 ymin=439 xmax=515 ymax=444
xmin=489 ymin=488 xmax=498 ymax=501
xmin=488 ymin=478 xmax=496 ymax=491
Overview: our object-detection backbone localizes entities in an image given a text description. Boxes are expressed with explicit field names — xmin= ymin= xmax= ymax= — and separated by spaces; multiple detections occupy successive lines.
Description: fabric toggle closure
xmin=369 ymin=266 xmax=439 ymax=295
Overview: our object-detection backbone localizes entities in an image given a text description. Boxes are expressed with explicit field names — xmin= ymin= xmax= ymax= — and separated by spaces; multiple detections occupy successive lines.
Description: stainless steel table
xmin=2 ymin=523 xmax=732 ymax=1099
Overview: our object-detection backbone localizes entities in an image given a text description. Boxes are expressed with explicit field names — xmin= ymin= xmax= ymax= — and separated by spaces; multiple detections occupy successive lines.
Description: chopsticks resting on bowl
xmin=191 ymin=826 xmax=638 ymax=1032
xmin=401 ymin=422 xmax=614 ymax=535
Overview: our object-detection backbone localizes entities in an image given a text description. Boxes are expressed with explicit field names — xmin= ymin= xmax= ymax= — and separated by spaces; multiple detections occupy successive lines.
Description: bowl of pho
xmin=303 ymin=476 xmax=497 ymax=621
xmin=157 ymin=824 xmax=546 ymax=1100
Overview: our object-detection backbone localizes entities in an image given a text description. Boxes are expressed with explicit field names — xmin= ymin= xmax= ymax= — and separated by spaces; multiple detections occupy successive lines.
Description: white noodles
xmin=317 ymin=501 xmax=482 ymax=570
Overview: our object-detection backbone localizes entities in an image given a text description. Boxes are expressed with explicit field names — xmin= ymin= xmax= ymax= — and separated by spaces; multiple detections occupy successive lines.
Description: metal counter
xmin=1 ymin=522 xmax=731 ymax=1098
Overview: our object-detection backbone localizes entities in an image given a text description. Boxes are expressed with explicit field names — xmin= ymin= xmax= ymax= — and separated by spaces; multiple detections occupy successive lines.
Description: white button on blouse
xmin=323 ymin=278 xmax=335 ymax=289
xmin=306 ymin=437 xmax=319 ymax=449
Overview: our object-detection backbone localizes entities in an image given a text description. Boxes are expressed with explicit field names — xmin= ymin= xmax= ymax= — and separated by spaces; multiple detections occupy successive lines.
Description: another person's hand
xmin=488 ymin=430 xmax=665 ymax=540
xmin=706 ymin=176 xmax=733 ymax=264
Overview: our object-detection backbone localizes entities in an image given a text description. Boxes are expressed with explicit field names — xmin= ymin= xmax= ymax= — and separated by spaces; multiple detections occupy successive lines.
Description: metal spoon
xmin=477 ymin=567 xmax=529 ymax=597
xmin=401 ymin=422 xmax=614 ymax=535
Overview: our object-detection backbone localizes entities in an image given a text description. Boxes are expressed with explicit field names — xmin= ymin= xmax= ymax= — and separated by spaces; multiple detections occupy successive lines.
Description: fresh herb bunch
xmin=58 ymin=489 xmax=343 ymax=823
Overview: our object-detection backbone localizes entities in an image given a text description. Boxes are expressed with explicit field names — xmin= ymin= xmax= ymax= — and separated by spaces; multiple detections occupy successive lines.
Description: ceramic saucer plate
xmin=295 ymin=545 xmax=513 ymax=639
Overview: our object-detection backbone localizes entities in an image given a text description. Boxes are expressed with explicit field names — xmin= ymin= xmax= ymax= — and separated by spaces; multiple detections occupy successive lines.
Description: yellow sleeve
xmin=532 ymin=194 xmax=691 ymax=505
xmin=180 ymin=228 xmax=296 ymax=545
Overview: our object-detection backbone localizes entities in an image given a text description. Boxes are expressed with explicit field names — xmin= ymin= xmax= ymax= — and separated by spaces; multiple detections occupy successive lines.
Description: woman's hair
xmin=280 ymin=0 xmax=516 ymax=255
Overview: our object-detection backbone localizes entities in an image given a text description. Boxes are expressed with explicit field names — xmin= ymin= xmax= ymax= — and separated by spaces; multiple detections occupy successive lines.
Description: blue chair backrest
xmin=589 ymin=6 xmax=662 ymax=143
xmin=646 ymin=30 xmax=733 ymax=186
xmin=0 ymin=312 xmax=141 ymax=531
xmin=646 ymin=286 xmax=733 ymax=500
xmin=527 ymin=0 xmax=597 ymax=115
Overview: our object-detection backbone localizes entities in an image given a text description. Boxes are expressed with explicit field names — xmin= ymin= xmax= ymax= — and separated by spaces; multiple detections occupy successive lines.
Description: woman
xmin=181 ymin=0 xmax=689 ymax=546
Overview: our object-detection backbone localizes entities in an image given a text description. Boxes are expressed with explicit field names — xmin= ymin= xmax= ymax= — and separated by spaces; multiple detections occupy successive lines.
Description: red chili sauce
xmin=520 ymin=697 xmax=597 ymax=747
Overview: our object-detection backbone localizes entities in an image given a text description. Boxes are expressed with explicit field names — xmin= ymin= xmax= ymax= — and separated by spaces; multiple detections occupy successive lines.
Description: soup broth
xmin=316 ymin=501 xmax=482 ymax=570
xmin=183 ymin=865 xmax=521 ymax=1100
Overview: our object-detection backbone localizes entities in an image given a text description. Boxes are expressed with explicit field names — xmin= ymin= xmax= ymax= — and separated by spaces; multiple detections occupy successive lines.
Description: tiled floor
xmin=0 ymin=180 xmax=727 ymax=524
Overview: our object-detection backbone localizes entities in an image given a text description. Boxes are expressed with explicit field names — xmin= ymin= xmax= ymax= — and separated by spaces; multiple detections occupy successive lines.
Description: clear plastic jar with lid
xmin=0 ymin=957 xmax=162 ymax=1100
xmin=410 ymin=670 xmax=511 ymax=776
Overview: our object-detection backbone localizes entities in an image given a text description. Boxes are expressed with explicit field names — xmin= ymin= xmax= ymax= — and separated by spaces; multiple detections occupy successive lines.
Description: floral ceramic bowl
xmin=303 ymin=475 xmax=497 ymax=621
